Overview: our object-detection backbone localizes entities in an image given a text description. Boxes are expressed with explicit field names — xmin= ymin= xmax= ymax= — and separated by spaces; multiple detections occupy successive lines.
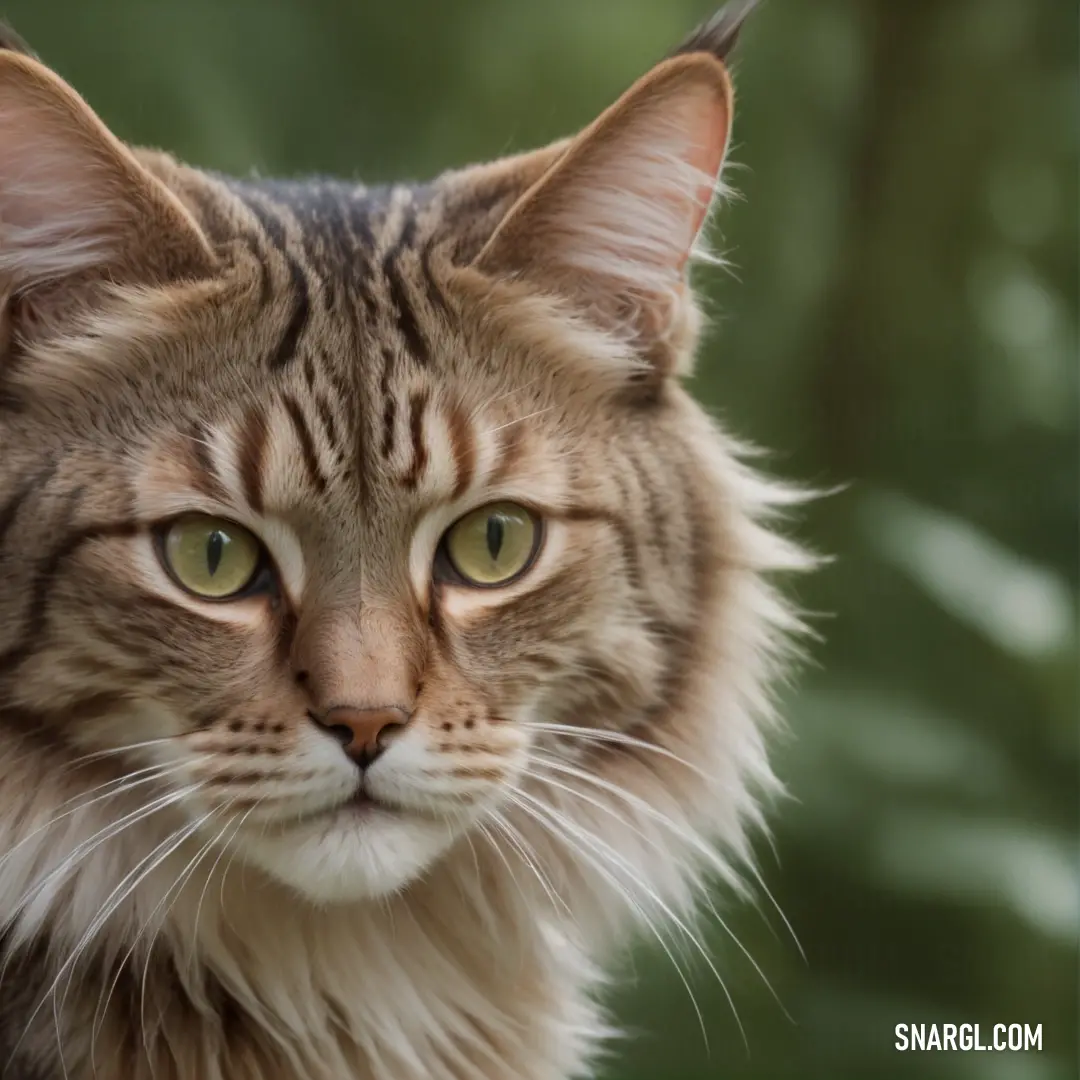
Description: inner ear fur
xmin=0 ymin=48 xmax=216 ymax=347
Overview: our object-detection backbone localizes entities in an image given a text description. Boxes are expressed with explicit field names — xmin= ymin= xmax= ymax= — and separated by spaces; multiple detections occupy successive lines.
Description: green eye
xmin=160 ymin=515 xmax=263 ymax=599
xmin=443 ymin=502 xmax=541 ymax=587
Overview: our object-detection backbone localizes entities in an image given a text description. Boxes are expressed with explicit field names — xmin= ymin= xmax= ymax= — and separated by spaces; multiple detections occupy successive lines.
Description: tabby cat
xmin=0 ymin=2 xmax=812 ymax=1077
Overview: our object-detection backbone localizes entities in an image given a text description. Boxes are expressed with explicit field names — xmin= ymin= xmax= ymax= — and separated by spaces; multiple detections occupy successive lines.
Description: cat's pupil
xmin=206 ymin=531 xmax=224 ymax=576
xmin=486 ymin=515 xmax=505 ymax=561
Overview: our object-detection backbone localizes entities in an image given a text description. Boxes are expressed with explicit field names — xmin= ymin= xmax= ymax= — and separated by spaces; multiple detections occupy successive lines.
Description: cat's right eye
xmin=157 ymin=514 xmax=266 ymax=600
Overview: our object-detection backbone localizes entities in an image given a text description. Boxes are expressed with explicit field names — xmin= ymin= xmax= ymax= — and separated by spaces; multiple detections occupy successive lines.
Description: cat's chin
xmin=239 ymin=804 xmax=459 ymax=903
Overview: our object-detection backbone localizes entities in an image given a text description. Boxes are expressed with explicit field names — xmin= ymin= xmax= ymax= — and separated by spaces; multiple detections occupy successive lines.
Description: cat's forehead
xmin=111 ymin=179 xmax=570 ymax=565
xmin=224 ymin=177 xmax=415 ymax=289
xmin=12 ymin=170 xmax=589 ymax=563
xmin=205 ymin=175 xmax=519 ymax=396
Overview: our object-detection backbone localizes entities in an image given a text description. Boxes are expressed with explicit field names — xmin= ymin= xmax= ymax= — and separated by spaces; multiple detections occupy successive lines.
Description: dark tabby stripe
xmin=557 ymin=504 xmax=643 ymax=591
xmin=624 ymin=443 xmax=669 ymax=554
xmin=282 ymin=395 xmax=328 ymax=494
xmin=427 ymin=582 xmax=452 ymax=658
xmin=643 ymin=468 xmax=714 ymax=724
xmin=237 ymin=194 xmax=313 ymax=370
xmin=237 ymin=403 xmax=269 ymax=514
xmin=186 ymin=420 xmax=231 ymax=503
xmin=314 ymin=392 xmax=341 ymax=459
xmin=0 ymin=459 xmax=57 ymax=550
xmin=379 ymin=345 xmax=397 ymax=460
xmin=0 ymin=497 xmax=141 ymax=679
xmin=382 ymin=209 xmax=431 ymax=367
xmin=446 ymin=399 xmax=476 ymax=499
xmin=419 ymin=238 xmax=451 ymax=317
xmin=3 ymin=692 xmax=130 ymax=738
xmin=345 ymin=201 xmax=381 ymax=318
xmin=241 ymin=229 xmax=274 ymax=308
xmin=402 ymin=389 xmax=429 ymax=490
xmin=274 ymin=608 xmax=298 ymax=669
xmin=0 ymin=486 xmax=85 ymax=677
xmin=270 ymin=256 xmax=312 ymax=370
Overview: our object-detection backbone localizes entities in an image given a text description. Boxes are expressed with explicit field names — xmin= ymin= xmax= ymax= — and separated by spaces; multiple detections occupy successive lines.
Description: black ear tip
xmin=0 ymin=23 xmax=37 ymax=60
xmin=670 ymin=0 xmax=763 ymax=64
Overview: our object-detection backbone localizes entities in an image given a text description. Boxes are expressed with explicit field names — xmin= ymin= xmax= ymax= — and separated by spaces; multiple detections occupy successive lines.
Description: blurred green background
xmin=5 ymin=1 xmax=1075 ymax=1077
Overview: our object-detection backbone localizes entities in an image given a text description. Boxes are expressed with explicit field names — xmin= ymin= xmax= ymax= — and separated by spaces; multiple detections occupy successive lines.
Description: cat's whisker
xmin=88 ymin=799 xmax=238 ymax=1064
xmin=530 ymin=746 xmax=806 ymax=961
xmin=217 ymin=797 xmax=268 ymax=939
xmin=174 ymin=430 xmax=219 ymax=456
xmin=84 ymin=803 xmax=215 ymax=1065
xmin=56 ymin=757 xmax=194 ymax=806
xmin=523 ymin=757 xmax=791 ymax=1022
xmin=2 ymin=784 xmax=204 ymax=944
xmin=485 ymin=809 xmax=572 ymax=921
xmin=188 ymin=800 xmax=257 ymax=968
xmin=481 ymin=406 xmax=557 ymax=437
xmin=514 ymin=785 xmax=712 ymax=960
xmin=513 ymin=786 xmax=751 ymax=1053
xmin=473 ymin=820 xmax=535 ymax=925
xmin=138 ymin=804 xmax=236 ymax=1065
xmin=64 ymin=809 xmax=212 ymax=996
xmin=0 ymin=786 xmax=197 ymax=1020
xmin=0 ymin=760 xmax=196 ymax=882
xmin=70 ymin=812 xmax=215 ymax=1063
xmin=65 ymin=800 xmax=228 ymax=1078
xmin=461 ymin=828 xmax=484 ymax=885
xmin=9 ymin=805 xmax=209 ymax=1075
xmin=62 ymin=735 xmax=189 ymax=772
xmin=519 ymin=720 xmax=718 ymax=786
xmin=466 ymin=375 xmax=546 ymax=423
xmin=503 ymin=789 xmax=718 ymax=1055
xmin=464 ymin=824 xmax=522 ymax=942
xmin=746 ymin=865 xmax=806 ymax=965
xmin=525 ymin=751 xmax=744 ymax=890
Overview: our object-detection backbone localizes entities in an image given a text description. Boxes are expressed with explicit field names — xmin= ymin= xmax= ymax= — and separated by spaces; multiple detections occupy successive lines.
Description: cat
xmin=0 ymin=2 xmax=814 ymax=1077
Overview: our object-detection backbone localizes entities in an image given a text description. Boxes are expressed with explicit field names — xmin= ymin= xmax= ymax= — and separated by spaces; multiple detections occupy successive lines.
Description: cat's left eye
xmin=157 ymin=514 xmax=266 ymax=600
xmin=437 ymin=502 xmax=542 ymax=587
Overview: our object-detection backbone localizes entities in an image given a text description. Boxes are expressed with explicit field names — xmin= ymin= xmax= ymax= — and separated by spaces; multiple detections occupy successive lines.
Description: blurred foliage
xmin=4 ymin=0 xmax=1076 ymax=1077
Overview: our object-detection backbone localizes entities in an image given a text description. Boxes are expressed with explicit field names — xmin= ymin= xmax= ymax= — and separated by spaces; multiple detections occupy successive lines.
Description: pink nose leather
xmin=318 ymin=706 xmax=408 ymax=765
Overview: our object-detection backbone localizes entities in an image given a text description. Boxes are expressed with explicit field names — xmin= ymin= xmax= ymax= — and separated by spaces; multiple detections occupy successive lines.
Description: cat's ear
xmin=473 ymin=44 xmax=739 ymax=377
xmin=0 ymin=46 xmax=215 ymax=343
xmin=436 ymin=139 xmax=572 ymax=265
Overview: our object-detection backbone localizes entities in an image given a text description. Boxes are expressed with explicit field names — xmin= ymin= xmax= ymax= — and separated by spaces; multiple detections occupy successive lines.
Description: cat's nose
xmin=312 ymin=705 xmax=409 ymax=767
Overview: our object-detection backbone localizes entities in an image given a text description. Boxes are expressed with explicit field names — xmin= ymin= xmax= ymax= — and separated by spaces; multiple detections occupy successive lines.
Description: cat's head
xmin=0 ymin=3 xmax=802 ymax=906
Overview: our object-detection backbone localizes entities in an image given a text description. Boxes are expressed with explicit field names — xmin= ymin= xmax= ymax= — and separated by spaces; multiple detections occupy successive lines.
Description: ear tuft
xmin=0 ymin=22 xmax=37 ymax=60
xmin=669 ymin=0 xmax=762 ymax=65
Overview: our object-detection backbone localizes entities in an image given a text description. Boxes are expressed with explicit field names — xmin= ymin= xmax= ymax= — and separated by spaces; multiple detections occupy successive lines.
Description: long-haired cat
xmin=0 ymin=2 xmax=813 ymax=1077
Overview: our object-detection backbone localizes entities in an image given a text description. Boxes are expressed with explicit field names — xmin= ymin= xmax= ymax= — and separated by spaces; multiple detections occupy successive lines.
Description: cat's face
xmin=2 ymin=202 xmax=698 ymax=901
xmin=0 ymin=32 xmax=783 ymax=904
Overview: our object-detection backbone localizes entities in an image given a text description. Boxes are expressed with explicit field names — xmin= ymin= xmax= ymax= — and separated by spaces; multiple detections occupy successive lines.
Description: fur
xmin=0 ymin=3 xmax=817 ymax=1078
